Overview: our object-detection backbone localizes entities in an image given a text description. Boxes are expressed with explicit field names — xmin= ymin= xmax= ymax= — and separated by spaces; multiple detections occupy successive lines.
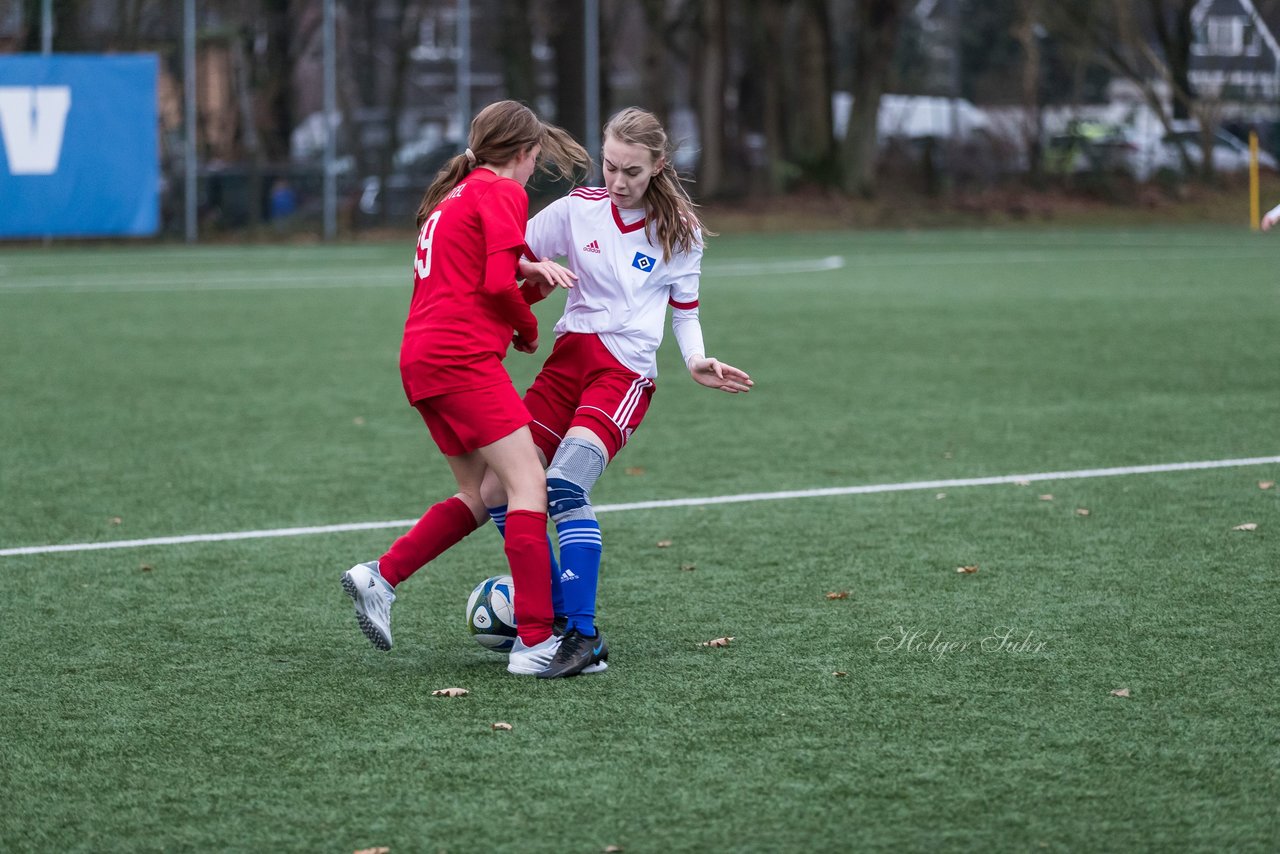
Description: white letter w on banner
xmin=0 ymin=86 xmax=72 ymax=175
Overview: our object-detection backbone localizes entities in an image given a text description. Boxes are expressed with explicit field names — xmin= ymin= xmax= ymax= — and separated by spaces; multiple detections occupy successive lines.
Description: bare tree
xmin=745 ymin=0 xmax=788 ymax=193
xmin=693 ymin=0 xmax=729 ymax=196
xmin=257 ymin=0 xmax=297 ymax=164
xmin=1014 ymin=0 xmax=1045 ymax=183
xmin=783 ymin=0 xmax=835 ymax=183
xmin=1045 ymin=0 xmax=1207 ymax=176
xmin=552 ymin=9 xmax=586 ymax=141
xmin=840 ymin=0 xmax=909 ymax=197
xmin=499 ymin=0 xmax=536 ymax=106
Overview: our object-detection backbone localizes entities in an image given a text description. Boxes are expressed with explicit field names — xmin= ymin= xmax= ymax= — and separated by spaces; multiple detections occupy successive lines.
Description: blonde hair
xmin=416 ymin=100 xmax=590 ymax=228
xmin=604 ymin=107 xmax=714 ymax=261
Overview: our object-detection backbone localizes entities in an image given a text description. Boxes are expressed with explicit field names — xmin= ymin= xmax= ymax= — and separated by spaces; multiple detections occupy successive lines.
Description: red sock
xmin=379 ymin=497 xmax=479 ymax=587
xmin=503 ymin=509 xmax=554 ymax=645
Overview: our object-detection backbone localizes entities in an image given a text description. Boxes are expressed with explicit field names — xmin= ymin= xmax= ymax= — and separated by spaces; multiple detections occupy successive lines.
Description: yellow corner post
xmin=1249 ymin=130 xmax=1260 ymax=231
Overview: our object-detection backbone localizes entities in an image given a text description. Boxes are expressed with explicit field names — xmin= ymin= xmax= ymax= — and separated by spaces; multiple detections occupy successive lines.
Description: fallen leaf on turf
xmin=1038 ymin=494 xmax=1054 ymax=501
xmin=1075 ymin=508 xmax=1090 ymax=516
xmin=1110 ymin=688 xmax=1130 ymax=698
xmin=1259 ymin=480 xmax=1275 ymax=490
xmin=109 ymin=516 xmax=123 ymax=526
xmin=1014 ymin=479 xmax=1031 ymax=487
xmin=656 ymin=539 xmax=673 ymax=548
xmin=956 ymin=565 xmax=979 ymax=574
xmin=1232 ymin=523 xmax=1258 ymax=531
xmin=491 ymin=722 xmax=513 ymax=731
xmin=431 ymin=688 xmax=468 ymax=698
xmin=833 ymin=671 xmax=847 ymax=677
xmin=702 ymin=636 xmax=734 ymax=647
xmin=624 ymin=466 xmax=645 ymax=476
xmin=604 ymin=846 xmax=624 ymax=853
xmin=680 ymin=563 xmax=697 ymax=572
xmin=354 ymin=847 xmax=390 ymax=854
xmin=140 ymin=564 xmax=153 ymax=572
xmin=825 ymin=591 xmax=849 ymax=600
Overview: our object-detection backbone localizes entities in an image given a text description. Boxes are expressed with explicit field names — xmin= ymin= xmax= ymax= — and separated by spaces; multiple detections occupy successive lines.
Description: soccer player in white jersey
xmin=482 ymin=107 xmax=753 ymax=678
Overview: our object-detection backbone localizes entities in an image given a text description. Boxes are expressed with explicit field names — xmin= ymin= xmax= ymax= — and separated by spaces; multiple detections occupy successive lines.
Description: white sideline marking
xmin=2 ymin=455 xmax=1276 ymax=557
xmin=0 ymin=257 xmax=847 ymax=295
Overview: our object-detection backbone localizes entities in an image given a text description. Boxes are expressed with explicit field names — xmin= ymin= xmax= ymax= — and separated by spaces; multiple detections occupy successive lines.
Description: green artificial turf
xmin=1 ymin=228 xmax=1277 ymax=852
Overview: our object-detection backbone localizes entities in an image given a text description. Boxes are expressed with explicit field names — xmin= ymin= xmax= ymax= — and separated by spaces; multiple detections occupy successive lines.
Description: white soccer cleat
xmin=341 ymin=560 xmax=396 ymax=650
xmin=506 ymin=634 xmax=561 ymax=675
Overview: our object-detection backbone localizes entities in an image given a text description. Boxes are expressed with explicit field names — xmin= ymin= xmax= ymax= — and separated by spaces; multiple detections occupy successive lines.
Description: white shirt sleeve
xmin=524 ymin=196 xmax=573 ymax=261
xmin=668 ymin=240 xmax=705 ymax=369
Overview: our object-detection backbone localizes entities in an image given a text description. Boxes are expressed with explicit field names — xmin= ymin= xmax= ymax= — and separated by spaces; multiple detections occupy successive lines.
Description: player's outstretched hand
xmin=689 ymin=356 xmax=753 ymax=393
xmin=513 ymin=332 xmax=539 ymax=354
xmin=1263 ymin=203 xmax=1280 ymax=231
xmin=519 ymin=258 xmax=578 ymax=290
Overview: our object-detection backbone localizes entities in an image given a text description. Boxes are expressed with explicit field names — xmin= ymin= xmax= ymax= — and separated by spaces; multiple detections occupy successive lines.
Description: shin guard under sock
xmin=502 ymin=509 xmax=555 ymax=644
xmin=379 ymin=496 xmax=478 ymax=587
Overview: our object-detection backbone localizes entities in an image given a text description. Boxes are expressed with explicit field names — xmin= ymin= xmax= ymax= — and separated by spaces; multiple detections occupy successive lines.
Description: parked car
xmin=1152 ymin=122 xmax=1278 ymax=175
xmin=1045 ymin=121 xmax=1150 ymax=179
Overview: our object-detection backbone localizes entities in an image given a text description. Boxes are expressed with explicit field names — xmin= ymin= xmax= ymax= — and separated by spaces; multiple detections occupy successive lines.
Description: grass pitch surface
xmin=1 ymin=228 xmax=1278 ymax=852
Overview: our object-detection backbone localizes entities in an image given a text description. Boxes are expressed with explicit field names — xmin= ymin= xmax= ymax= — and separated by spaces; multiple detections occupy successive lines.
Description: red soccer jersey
xmin=399 ymin=168 xmax=537 ymax=401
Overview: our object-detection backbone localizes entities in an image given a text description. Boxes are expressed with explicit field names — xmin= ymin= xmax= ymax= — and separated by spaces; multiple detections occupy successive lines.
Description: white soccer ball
xmin=466 ymin=574 xmax=518 ymax=652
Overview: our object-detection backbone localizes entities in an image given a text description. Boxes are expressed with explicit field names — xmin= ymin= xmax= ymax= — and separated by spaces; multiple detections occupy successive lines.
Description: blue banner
xmin=0 ymin=55 xmax=158 ymax=238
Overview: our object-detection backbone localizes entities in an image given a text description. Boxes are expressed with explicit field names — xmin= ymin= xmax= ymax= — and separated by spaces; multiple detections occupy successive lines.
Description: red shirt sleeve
xmin=481 ymin=179 xmax=529 ymax=255
xmin=474 ymin=179 xmax=538 ymax=340
xmin=483 ymin=246 xmax=539 ymax=342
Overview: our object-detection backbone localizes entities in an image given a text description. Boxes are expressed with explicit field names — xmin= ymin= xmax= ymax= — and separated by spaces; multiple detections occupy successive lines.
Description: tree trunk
xmin=233 ymin=28 xmax=263 ymax=230
xmin=749 ymin=0 xmax=787 ymax=194
xmin=1015 ymin=0 xmax=1045 ymax=184
xmin=1149 ymin=0 xmax=1197 ymax=121
xmin=499 ymin=0 xmax=536 ymax=105
xmin=553 ymin=10 xmax=587 ymax=142
xmin=259 ymin=0 xmax=294 ymax=163
xmin=841 ymin=0 xmax=907 ymax=197
xmin=639 ymin=0 xmax=673 ymax=127
xmin=784 ymin=0 xmax=835 ymax=179
xmin=695 ymin=0 xmax=727 ymax=197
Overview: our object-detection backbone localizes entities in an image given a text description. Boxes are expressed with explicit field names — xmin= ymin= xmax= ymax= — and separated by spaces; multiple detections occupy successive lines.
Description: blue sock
xmin=488 ymin=504 xmax=564 ymax=617
xmin=555 ymin=518 xmax=601 ymax=636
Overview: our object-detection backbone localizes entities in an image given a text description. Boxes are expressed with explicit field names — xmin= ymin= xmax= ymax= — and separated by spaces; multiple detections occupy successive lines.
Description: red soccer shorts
xmin=414 ymin=382 xmax=532 ymax=457
xmin=523 ymin=332 xmax=655 ymax=461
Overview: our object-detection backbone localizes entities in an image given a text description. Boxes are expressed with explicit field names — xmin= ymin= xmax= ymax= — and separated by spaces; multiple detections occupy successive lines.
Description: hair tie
xmin=464 ymin=147 xmax=477 ymax=166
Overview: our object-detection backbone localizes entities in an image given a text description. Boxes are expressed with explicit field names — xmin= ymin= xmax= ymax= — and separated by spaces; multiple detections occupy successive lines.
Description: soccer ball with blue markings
xmin=466 ymin=575 xmax=518 ymax=652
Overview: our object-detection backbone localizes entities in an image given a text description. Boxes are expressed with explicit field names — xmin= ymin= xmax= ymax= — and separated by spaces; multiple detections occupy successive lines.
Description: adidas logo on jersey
xmin=582 ymin=239 xmax=601 ymax=254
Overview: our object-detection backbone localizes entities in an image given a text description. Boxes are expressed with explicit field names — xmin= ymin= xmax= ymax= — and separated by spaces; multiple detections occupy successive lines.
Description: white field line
xmin=0 ymin=256 xmax=845 ymax=294
xmin=2 ymin=454 xmax=1276 ymax=558
xmin=6 ymin=245 xmax=1279 ymax=294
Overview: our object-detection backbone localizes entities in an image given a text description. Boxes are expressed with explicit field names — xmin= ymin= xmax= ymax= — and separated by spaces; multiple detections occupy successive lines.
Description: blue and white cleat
xmin=341 ymin=560 xmax=396 ymax=650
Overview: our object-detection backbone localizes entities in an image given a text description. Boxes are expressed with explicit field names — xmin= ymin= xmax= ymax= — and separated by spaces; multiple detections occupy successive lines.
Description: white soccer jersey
xmin=525 ymin=187 xmax=705 ymax=378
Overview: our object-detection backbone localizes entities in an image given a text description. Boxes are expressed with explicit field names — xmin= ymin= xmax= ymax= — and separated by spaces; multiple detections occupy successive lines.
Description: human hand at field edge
xmin=688 ymin=356 xmax=753 ymax=393
xmin=1263 ymin=203 xmax=1280 ymax=231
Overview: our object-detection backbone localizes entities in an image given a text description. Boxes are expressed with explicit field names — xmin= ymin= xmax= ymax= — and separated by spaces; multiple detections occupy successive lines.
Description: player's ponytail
xmin=416 ymin=101 xmax=590 ymax=229
xmin=603 ymin=107 xmax=714 ymax=262
xmin=417 ymin=154 xmax=473 ymax=228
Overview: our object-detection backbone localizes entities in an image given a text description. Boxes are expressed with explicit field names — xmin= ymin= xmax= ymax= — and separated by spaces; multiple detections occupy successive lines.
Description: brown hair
xmin=416 ymin=100 xmax=590 ymax=228
xmin=603 ymin=107 xmax=713 ymax=262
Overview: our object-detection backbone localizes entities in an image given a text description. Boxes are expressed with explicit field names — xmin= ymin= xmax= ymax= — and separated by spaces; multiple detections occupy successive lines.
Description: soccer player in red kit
xmin=341 ymin=101 xmax=589 ymax=675
xmin=485 ymin=107 xmax=753 ymax=678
